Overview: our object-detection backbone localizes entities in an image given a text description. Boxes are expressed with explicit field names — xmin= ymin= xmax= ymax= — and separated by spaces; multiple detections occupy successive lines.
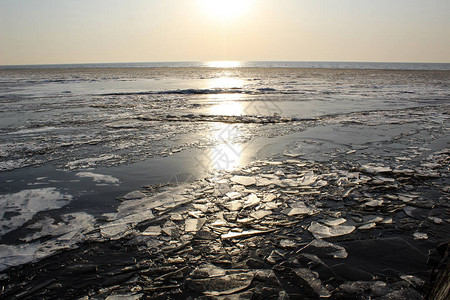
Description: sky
xmin=1 ymin=0 xmax=449 ymax=65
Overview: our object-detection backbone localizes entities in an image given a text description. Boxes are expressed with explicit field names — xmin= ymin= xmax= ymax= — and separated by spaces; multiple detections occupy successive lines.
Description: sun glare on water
xmin=201 ymin=0 xmax=254 ymax=20
xmin=206 ymin=61 xmax=242 ymax=68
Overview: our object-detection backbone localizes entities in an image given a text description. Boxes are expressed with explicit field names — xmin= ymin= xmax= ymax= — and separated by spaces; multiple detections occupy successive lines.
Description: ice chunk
xmin=76 ymin=172 xmax=120 ymax=185
xmin=413 ymin=232 xmax=428 ymax=240
xmin=363 ymin=199 xmax=384 ymax=207
xmin=359 ymin=222 xmax=376 ymax=230
xmin=250 ymin=210 xmax=272 ymax=220
xmin=221 ymin=229 xmax=273 ymax=239
xmin=263 ymin=193 xmax=278 ymax=202
xmin=190 ymin=263 xmax=227 ymax=278
xmin=299 ymin=171 xmax=318 ymax=186
xmin=186 ymin=272 xmax=254 ymax=296
xmin=225 ymin=191 xmax=241 ymax=200
xmin=283 ymin=206 xmax=313 ymax=216
xmin=224 ymin=200 xmax=243 ymax=211
xmin=292 ymin=268 xmax=331 ymax=298
xmin=308 ymin=221 xmax=355 ymax=239
xmin=65 ymin=154 xmax=119 ymax=170
xmin=142 ymin=225 xmax=162 ymax=236
xmin=361 ymin=164 xmax=392 ymax=174
xmin=243 ymin=193 xmax=260 ymax=208
xmin=323 ymin=218 xmax=347 ymax=227
xmin=230 ymin=176 xmax=256 ymax=186
xmin=185 ymin=218 xmax=206 ymax=233
xmin=310 ymin=239 xmax=348 ymax=258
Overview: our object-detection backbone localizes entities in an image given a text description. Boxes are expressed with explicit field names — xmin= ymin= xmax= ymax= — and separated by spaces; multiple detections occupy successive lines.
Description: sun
xmin=200 ymin=0 xmax=254 ymax=20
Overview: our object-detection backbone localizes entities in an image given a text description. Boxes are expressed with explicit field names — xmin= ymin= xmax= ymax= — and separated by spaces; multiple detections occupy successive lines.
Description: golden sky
xmin=1 ymin=0 xmax=449 ymax=65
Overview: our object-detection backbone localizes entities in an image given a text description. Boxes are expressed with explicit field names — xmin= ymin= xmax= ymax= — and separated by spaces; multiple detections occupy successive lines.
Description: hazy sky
xmin=1 ymin=0 xmax=449 ymax=65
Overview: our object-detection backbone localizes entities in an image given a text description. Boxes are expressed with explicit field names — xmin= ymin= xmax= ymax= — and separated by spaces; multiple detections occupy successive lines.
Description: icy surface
xmin=0 ymin=188 xmax=73 ymax=237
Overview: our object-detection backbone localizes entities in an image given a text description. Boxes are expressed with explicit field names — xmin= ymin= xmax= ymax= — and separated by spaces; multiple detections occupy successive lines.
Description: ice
xmin=122 ymin=190 xmax=146 ymax=200
xmin=221 ymin=229 xmax=273 ymax=239
xmin=66 ymin=154 xmax=119 ymax=170
xmin=76 ymin=172 xmax=120 ymax=185
xmin=299 ymin=171 xmax=318 ymax=186
xmin=292 ymin=268 xmax=331 ymax=298
xmin=0 ymin=212 xmax=95 ymax=271
xmin=250 ymin=210 xmax=272 ymax=220
xmin=24 ymin=212 xmax=95 ymax=242
xmin=185 ymin=218 xmax=206 ymax=233
xmin=413 ymin=232 xmax=428 ymax=240
xmin=186 ymin=272 xmax=254 ymax=296
xmin=309 ymin=239 xmax=348 ymax=259
xmin=361 ymin=164 xmax=392 ymax=174
xmin=224 ymin=200 xmax=244 ymax=211
xmin=323 ymin=218 xmax=347 ymax=226
xmin=308 ymin=221 xmax=356 ymax=239
xmin=0 ymin=243 xmax=40 ymax=272
xmin=0 ymin=188 xmax=73 ymax=237
xmin=142 ymin=225 xmax=162 ymax=236
xmin=230 ymin=176 xmax=256 ymax=186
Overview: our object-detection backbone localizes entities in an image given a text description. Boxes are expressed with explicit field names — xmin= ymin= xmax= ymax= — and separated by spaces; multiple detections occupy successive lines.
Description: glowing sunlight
xmin=207 ymin=76 xmax=244 ymax=89
xmin=200 ymin=0 xmax=254 ymax=20
xmin=206 ymin=61 xmax=242 ymax=68
xmin=209 ymin=101 xmax=244 ymax=116
xmin=209 ymin=123 xmax=243 ymax=171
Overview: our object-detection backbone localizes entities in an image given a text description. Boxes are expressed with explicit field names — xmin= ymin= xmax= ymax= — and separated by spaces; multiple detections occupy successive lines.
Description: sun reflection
xmin=208 ymin=123 xmax=243 ymax=171
xmin=200 ymin=75 xmax=247 ymax=171
xmin=207 ymin=76 xmax=244 ymax=89
xmin=209 ymin=101 xmax=243 ymax=116
xmin=206 ymin=61 xmax=242 ymax=68
xmin=210 ymin=143 xmax=242 ymax=171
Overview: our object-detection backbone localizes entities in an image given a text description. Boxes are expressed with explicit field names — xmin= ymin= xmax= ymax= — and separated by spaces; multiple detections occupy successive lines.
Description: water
xmin=0 ymin=62 xmax=449 ymax=271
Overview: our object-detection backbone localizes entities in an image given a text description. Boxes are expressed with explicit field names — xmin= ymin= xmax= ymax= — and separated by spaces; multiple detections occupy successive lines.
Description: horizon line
xmin=1 ymin=60 xmax=450 ymax=68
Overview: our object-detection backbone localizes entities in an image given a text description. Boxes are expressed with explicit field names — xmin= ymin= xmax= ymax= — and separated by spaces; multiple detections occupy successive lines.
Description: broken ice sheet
xmin=359 ymin=222 xmax=376 ymax=230
xmin=224 ymin=200 xmax=243 ymax=211
xmin=263 ymin=193 xmax=278 ymax=202
xmin=142 ymin=225 xmax=161 ymax=236
xmin=308 ymin=221 xmax=355 ymax=239
xmin=308 ymin=239 xmax=348 ymax=259
xmin=185 ymin=218 xmax=206 ymax=233
xmin=363 ymin=199 xmax=384 ymax=207
xmin=230 ymin=175 xmax=256 ymax=186
xmin=221 ymin=229 xmax=274 ymax=240
xmin=299 ymin=171 xmax=318 ymax=186
xmin=292 ymin=268 xmax=331 ymax=298
xmin=186 ymin=271 xmax=254 ymax=296
xmin=0 ymin=188 xmax=73 ymax=236
xmin=250 ymin=210 xmax=272 ymax=220
xmin=361 ymin=164 xmax=392 ymax=174
xmin=243 ymin=193 xmax=260 ymax=208
xmin=323 ymin=218 xmax=347 ymax=227
xmin=225 ymin=191 xmax=241 ymax=200
xmin=283 ymin=202 xmax=314 ymax=216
